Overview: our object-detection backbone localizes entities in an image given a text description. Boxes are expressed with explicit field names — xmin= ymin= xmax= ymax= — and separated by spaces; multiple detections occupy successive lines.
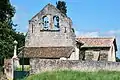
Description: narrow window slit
xmin=32 ymin=24 xmax=34 ymax=33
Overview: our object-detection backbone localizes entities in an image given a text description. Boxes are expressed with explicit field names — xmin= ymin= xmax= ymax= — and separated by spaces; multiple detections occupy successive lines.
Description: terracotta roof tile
xmin=76 ymin=37 xmax=115 ymax=47
xmin=18 ymin=47 xmax=74 ymax=58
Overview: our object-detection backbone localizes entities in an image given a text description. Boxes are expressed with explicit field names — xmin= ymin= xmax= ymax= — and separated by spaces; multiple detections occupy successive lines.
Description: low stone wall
xmin=30 ymin=58 xmax=120 ymax=74
xmin=4 ymin=59 xmax=13 ymax=80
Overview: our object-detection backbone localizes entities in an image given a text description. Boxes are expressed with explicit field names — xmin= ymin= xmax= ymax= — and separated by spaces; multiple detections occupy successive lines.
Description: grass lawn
xmin=22 ymin=70 xmax=120 ymax=80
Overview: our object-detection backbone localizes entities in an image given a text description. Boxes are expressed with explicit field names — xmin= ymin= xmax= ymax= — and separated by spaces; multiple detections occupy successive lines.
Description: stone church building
xmin=19 ymin=4 xmax=117 ymax=62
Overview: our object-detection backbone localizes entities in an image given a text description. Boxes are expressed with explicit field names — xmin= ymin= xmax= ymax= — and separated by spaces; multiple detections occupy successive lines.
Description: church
xmin=19 ymin=3 xmax=117 ymax=62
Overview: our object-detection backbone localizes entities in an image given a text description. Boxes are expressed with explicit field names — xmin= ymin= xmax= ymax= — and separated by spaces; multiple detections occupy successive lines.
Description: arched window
xmin=42 ymin=16 xmax=49 ymax=29
xmin=53 ymin=16 xmax=59 ymax=29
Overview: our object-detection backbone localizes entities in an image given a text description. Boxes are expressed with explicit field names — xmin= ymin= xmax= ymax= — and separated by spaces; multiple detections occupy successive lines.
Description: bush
xmin=16 ymin=65 xmax=30 ymax=71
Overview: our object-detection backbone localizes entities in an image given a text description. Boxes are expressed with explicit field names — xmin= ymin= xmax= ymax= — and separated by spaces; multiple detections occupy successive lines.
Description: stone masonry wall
xmin=30 ymin=58 xmax=120 ymax=74
xmin=80 ymin=47 xmax=110 ymax=61
xmin=25 ymin=4 xmax=75 ymax=47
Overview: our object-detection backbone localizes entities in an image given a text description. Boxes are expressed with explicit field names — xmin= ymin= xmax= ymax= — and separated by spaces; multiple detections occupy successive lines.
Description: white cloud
xmin=106 ymin=30 xmax=120 ymax=35
xmin=75 ymin=31 xmax=99 ymax=37
xmin=75 ymin=30 xmax=80 ymax=37
xmin=80 ymin=32 xmax=99 ymax=37
xmin=101 ymin=30 xmax=120 ymax=45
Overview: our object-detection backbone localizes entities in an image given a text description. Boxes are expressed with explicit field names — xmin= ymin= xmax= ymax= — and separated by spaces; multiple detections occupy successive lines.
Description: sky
xmin=11 ymin=0 xmax=120 ymax=57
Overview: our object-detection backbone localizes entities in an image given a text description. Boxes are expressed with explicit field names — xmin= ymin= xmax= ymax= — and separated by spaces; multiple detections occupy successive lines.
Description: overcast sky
xmin=11 ymin=0 xmax=120 ymax=57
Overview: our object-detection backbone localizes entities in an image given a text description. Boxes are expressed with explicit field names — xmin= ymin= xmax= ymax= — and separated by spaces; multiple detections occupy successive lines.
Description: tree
xmin=13 ymin=32 xmax=25 ymax=50
xmin=0 ymin=0 xmax=15 ymax=26
xmin=0 ymin=0 xmax=25 ymax=61
xmin=56 ymin=1 xmax=67 ymax=16
xmin=116 ymin=57 xmax=120 ymax=62
xmin=0 ymin=0 xmax=15 ymax=59
xmin=0 ymin=22 xmax=14 ymax=58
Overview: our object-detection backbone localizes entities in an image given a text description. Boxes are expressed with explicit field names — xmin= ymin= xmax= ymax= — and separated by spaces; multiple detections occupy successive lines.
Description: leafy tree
xmin=0 ymin=22 xmax=14 ymax=58
xmin=56 ymin=1 xmax=67 ymax=16
xmin=0 ymin=0 xmax=15 ymax=59
xmin=0 ymin=0 xmax=25 ymax=62
xmin=0 ymin=0 xmax=15 ymax=25
xmin=13 ymin=32 xmax=25 ymax=50
xmin=116 ymin=57 xmax=120 ymax=62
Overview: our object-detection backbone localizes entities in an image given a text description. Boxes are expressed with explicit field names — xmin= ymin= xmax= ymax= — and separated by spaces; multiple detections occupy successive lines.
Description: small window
xmin=64 ymin=27 xmax=66 ymax=33
xmin=85 ymin=51 xmax=93 ymax=60
xmin=99 ymin=51 xmax=108 ymax=61
xmin=32 ymin=24 xmax=34 ymax=33
xmin=42 ymin=16 xmax=49 ymax=30
xmin=53 ymin=16 xmax=59 ymax=30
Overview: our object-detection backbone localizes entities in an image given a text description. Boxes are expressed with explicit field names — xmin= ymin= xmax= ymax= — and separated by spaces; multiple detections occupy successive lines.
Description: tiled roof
xmin=18 ymin=47 xmax=74 ymax=58
xmin=76 ymin=37 xmax=115 ymax=47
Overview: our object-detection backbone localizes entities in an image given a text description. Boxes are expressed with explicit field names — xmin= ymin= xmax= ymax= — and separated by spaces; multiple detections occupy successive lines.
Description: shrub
xmin=16 ymin=65 xmax=30 ymax=71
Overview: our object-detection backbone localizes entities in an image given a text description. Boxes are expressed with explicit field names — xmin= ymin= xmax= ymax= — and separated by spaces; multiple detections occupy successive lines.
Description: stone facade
xmin=76 ymin=38 xmax=117 ymax=62
xmin=19 ymin=3 xmax=79 ymax=60
xmin=25 ymin=4 xmax=75 ymax=47
xmin=79 ymin=47 xmax=109 ymax=61
xmin=30 ymin=59 xmax=120 ymax=74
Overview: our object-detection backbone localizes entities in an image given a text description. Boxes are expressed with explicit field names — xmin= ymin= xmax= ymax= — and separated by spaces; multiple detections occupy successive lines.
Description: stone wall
xmin=30 ymin=58 xmax=120 ymax=74
xmin=80 ymin=47 xmax=110 ymax=61
xmin=25 ymin=4 xmax=75 ymax=47
xmin=4 ymin=59 xmax=13 ymax=80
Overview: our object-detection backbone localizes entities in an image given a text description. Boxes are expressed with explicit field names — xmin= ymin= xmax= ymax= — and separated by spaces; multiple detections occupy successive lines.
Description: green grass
xmin=22 ymin=70 xmax=120 ymax=80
